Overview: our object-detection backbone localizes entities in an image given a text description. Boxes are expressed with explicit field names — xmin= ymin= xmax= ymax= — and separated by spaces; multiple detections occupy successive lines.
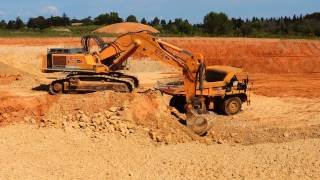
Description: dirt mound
xmin=0 ymin=74 xmax=22 ymax=85
xmin=0 ymin=62 xmax=23 ymax=85
xmin=0 ymin=91 xmax=57 ymax=126
xmin=35 ymin=92 xmax=196 ymax=144
xmin=94 ymin=22 xmax=159 ymax=34
xmin=0 ymin=62 xmax=21 ymax=74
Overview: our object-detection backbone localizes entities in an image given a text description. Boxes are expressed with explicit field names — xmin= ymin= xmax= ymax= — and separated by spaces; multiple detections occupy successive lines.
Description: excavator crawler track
xmin=49 ymin=73 xmax=139 ymax=95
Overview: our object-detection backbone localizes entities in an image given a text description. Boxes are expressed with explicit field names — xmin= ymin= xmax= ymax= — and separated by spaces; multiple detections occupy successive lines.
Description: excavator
xmin=42 ymin=30 xmax=249 ymax=135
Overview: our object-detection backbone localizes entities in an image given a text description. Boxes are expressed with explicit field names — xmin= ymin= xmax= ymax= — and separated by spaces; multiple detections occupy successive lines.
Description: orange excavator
xmin=42 ymin=31 xmax=249 ymax=135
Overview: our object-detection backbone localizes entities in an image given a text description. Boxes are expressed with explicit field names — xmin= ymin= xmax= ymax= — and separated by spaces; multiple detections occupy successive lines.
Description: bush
xmin=203 ymin=12 xmax=233 ymax=35
xmin=94 ymin=12 xmax=123 ymax=25
xmin=27 ymin=16 xmax=48 ymax=30
xmin=126 ymin=15 xmax=138 ymax=23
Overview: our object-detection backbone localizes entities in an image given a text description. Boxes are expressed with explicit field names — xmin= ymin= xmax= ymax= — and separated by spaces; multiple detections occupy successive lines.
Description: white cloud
xmin=40 ymin=5 xmax=60 ymax=15
xmin=0 ymin=10 xmax=5 ymax=16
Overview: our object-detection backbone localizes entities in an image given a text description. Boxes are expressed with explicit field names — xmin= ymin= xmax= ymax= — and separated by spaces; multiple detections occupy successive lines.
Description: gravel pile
xmin=25 ymin=106 xmax=137 ymax=138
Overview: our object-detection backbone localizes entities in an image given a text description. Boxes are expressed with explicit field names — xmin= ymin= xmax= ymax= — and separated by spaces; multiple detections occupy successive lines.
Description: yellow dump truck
xmin=158 ymin=65 xmax=250 ymax=115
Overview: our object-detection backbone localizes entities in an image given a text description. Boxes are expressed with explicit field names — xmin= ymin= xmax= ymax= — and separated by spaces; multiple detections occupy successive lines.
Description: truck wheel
xmin=222 ymin=97 xmax=242 ymax=115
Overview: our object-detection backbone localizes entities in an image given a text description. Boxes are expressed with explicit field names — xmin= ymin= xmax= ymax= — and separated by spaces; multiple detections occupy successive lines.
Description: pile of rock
xmin=26 ymin=106 xmax=137 ymax=138
xmin=64 ymin=106 xmax=136 ymax=137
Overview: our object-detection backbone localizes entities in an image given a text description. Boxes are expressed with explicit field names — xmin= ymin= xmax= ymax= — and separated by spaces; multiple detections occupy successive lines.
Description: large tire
xmin=222 ymin=97 xmax=242 ymax=115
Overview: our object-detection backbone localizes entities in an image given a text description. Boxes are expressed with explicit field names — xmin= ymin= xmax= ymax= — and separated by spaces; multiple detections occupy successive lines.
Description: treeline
xmin=0 ymin=11 xmax=320 ymax=37
xmin=0 ymin=13 xmax=71 ymax=30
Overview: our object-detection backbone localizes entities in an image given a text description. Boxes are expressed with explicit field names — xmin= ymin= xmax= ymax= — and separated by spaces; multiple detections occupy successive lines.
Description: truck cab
xmin=158 ymin=65 xmax=250 ymax=115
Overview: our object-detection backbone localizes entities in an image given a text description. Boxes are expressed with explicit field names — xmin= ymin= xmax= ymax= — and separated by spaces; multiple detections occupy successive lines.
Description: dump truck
xmin=158 ymin=65 xmax=249 ymax=115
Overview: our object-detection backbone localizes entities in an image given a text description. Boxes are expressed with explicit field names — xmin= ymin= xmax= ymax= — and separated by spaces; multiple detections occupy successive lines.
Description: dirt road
xmin=0 ymin=38 xmax=320 ymax=179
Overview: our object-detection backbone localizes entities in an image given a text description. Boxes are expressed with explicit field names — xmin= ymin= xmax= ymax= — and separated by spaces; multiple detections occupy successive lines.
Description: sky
xmin=0 ymin=0 xmax=319 ymax=23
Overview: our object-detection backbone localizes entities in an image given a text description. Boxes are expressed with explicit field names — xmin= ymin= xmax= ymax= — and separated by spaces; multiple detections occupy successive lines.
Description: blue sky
xmin=0 ymin=0 xmax=319 ymax=23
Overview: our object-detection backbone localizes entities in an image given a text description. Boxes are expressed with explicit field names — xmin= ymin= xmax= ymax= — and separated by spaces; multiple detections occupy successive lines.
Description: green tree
xmin=47 ymin=15 xmax=71 ymax=26
xmin=151 ymin=17 xmax=160 ymax=26
xmin=278 ymin=18 xmax=288 ymax=34
xmin=0 ymin=20 xmax=6 ymax=28
xmin=126 ymin=15 xmax=138 ymax=22
xmin=293 ymin=21 xmax=314 ymax=35
xmin=108 ymin=12 xmax=123 ymax=24
xmin=27 ymin=16 xmax=48 ymax=30
xmin=251 ymin=21 xmax=262 ymax=31
xmin=305 ymin=12 xmax=320 ymax=20
xmin=141 ymin=18 xmax=147 ymax=24
xmin=173 ymin=18 xmax=194 ymax=35
xmin=240 ymin=23 xmax=253 ymax=36
xmin=81 ymin=16 xmax=93 ymax=25
xmin=15 ymin=17 xmax=24 ymax=29
xmin=203 ymin=12 xmax=232 ymax=35
xmin=94 ymin=12 xmax=122 ymax=25
xmin=94 ymin=14 xmax=108 ymax=25
xmin=314 ymin=26 xmax=320 ymax=36
xmin=62 ymin=13 xmax=71 ymax=26
xmin=231 ymin=18 xmax=244 ymax=36
xmin=6 ymin=20 xmax=15 ymax=29
xmin=71 ymin=18 xmax=81 ymax=23
xmin=160 ymin=19 xmax=167 ymax=26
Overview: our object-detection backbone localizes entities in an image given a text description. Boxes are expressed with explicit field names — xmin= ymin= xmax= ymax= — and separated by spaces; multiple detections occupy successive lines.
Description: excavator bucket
xmin=186 ymin=110 xmax=215 ymax=135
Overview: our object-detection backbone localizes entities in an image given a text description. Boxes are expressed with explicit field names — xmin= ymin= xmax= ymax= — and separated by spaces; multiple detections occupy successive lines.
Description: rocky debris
xmin=283 ymin=132 xmax=290 ymax=138
xmin=20 ymin=92 xmax=216 ymax=144
xmin=108 ymin=107 xmax=121 ymax=113
xmin=148 ymin=130 xmax=176 ymax=144
xmin=148 ymin=130 xmax=162 ymax=142
xmin=217 ymin=139 xmax=224 ymax=144
xmin=1 ymin=113 xmax=9 ymax=120
xmin=230 ymin=132 xmax=238 ymax=138
xmin=0 ymin=74 xmax=22 ymax=81
xmin=24 ymin=116 xmax=36 ymax=124
xmin=70 ymin=107 xmax=136 ymax=137
xmin=35 ymin=106 xmax=138 ymax=138
xmin=209 ymin=130 xmax=215 ymax=137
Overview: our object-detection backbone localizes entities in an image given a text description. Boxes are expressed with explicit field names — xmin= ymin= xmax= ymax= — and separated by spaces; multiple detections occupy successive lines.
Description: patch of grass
xmin=0 ymin=26 xmax=116 ymax=37
xmin=0 ymin=26 xmax=319 ymax=40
